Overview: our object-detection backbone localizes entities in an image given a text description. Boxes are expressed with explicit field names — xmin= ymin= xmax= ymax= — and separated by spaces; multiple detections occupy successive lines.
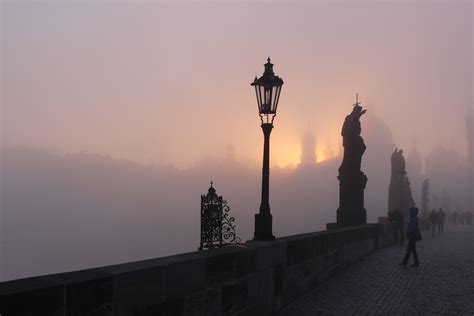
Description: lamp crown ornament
xmin=251 ymin=57 xmax=284 ymax=125
xmin=264 ymin=57 xmax=274 ymax=75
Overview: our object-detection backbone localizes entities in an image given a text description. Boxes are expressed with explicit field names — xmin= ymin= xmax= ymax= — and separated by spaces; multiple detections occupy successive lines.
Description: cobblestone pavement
xmin=277 ymin=226 xmax=474 ymax=315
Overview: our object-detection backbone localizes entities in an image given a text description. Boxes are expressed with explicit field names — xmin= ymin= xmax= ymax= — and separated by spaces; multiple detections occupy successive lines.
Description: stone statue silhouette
xmin=332 ymin=96 xmax=368 ymax=228
xmin=389 ymin=149 xmax=404 ymax=214
xmin=391 ymin=149 xmax=406 ymax=175
xmin=339 ymin=104 xmax=367 ymax=175
xmin=388 ymin=148 xmax=415 ymax=220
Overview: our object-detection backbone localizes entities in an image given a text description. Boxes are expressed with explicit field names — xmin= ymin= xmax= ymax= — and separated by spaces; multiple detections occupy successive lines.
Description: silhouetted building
xmin=324 ymin=135 xmax=336 ymax=161
xmin=442 ymin=188 xmax=452 ymax=213
xmin=425 ymin=144 xmax=466 ymax=218
xmin=407 ymin=142 xmax=422 ymax=205
xmin=299 ymin=129 xmax=317 ymax=167
xmin=421 ymin=179 xmax=430 ymax=219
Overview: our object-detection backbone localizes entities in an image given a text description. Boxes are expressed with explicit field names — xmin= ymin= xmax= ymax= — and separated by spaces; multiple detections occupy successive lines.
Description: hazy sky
xmin=2 ymin=0 xmax=473 ymax=168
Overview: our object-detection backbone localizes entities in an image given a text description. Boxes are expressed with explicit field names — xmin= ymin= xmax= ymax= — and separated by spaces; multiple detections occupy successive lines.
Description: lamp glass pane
xmin=273 ymin=85 xmax=282 ymax=113
xmin=263 ymin=86 xmax=271 ymax=113
xmin=271 ymin=86 xmax=277 ymax=112
xmin=258 ymin=86 xmax=265 ymax=112
xmin=255 ymin=86 xmax=262 ymax=112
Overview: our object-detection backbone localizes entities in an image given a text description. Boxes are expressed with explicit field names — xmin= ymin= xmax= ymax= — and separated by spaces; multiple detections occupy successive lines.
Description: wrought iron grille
xmin=199 ymin=182 xmax=241 ymax=250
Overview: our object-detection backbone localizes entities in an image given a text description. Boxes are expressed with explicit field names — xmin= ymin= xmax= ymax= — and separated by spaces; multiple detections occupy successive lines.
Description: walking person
xmin=400 ymin=207 xmax=421 ymax=267
xmin=429 ymin=209 xmax=438 ymax=238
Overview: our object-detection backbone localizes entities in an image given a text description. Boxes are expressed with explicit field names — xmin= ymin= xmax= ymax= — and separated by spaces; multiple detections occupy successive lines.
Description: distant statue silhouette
xmin=391 ymin=149 xmax=406 ymax=174
xmin=339 ymin=105 xmax=367 ymax=175
xmin=388 ymin=148 xmax=415 ymax=220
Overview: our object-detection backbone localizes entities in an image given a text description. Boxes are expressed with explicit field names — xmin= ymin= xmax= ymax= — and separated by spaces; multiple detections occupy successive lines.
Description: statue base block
xmin=337 ymin=207 xmax=367 ymax=227
xmin=326 ymin=223 xmax=339 ymax=230
xmin=336 ymin=172 xmax=368 ymax=227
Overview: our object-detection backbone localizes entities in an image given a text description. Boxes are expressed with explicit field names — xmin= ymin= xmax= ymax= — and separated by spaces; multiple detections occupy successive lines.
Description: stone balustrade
xmin=0 ymin=223 xmax=395 ymax=316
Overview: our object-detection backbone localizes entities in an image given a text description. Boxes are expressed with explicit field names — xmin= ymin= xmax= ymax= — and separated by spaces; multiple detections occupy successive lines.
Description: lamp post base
xmin=253 ymin=213 xmax=275 ymax=241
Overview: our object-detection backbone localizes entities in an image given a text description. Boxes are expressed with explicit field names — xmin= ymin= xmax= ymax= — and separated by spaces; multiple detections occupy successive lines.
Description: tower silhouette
xmin=407 ymin=141 xmax=422 ymax=205
xmin=466 ymin=107 xmax=473 ymax=212
xmin=300 ymin=128 xmax=317 ymax=166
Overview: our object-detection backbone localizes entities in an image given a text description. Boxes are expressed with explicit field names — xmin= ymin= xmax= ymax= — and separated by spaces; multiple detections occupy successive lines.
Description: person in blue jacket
xmin=400 ymin=207 xmax=420 ymax=267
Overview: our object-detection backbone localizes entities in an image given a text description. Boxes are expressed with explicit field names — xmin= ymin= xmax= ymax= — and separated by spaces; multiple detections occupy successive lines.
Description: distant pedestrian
xmin=452 ymin=211 xmax=459 ymax=225
xmin=437 ymin=208 xmax=445 ymax=233
xmin=446 ymin=210 xmax=452 ymax=225
xmin=400 ymin=207 xmax=421 ymax=267
xmin=459 ymin=211 xmax=465 ymax=225
xmin=389 ymin=209 xmax=404 ymax=246
xmin=429 ymin=209 xmax=438 ymax=238
xmin=466 ymin=211 xmax=473 ymax=225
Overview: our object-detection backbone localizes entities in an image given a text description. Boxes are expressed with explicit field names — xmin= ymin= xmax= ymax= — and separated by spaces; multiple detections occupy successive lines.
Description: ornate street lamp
xmin=251 ymin=57 xmax=284 ymax=241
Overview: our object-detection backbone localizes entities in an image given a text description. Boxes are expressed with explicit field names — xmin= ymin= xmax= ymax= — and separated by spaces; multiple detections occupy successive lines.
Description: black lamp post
xmin=251 ymin=57 xmax=284 ymax=241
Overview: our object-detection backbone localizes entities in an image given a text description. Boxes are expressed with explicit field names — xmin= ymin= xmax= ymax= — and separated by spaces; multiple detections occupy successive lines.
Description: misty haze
xmin=0 ymin=1 xmax=473 ymax=315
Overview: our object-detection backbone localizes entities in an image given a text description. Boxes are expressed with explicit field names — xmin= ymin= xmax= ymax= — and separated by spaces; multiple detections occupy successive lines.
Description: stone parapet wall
xmin=0 ymin=224 xmax=396 ymax=316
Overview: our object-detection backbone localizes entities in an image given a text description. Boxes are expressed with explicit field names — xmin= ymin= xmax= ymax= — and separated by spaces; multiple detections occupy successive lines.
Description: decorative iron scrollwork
xmin=199 ymin=182 xmax=241 ymax=250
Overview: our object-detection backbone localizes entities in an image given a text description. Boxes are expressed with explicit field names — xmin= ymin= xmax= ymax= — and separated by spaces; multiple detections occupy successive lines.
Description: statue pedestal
xmin=335 ymin=172 xmax=368 ymax=227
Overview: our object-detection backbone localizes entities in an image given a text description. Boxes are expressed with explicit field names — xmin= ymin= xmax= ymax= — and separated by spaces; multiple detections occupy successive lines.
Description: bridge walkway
xmin=277 ymin=226 xmax=474 ymax=315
